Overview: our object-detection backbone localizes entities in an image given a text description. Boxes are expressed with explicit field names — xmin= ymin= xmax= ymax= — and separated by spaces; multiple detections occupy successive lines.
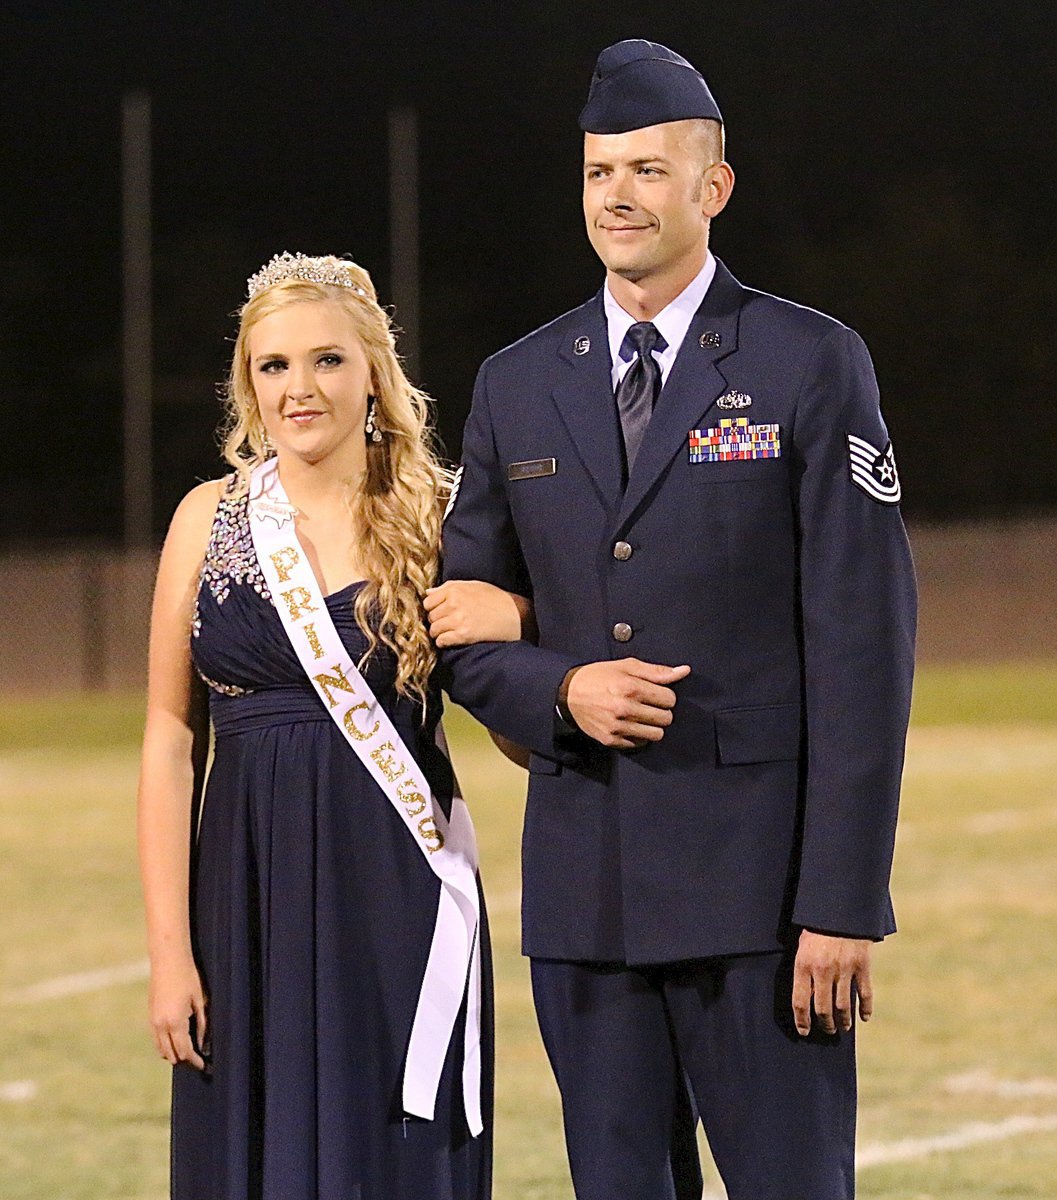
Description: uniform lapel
xmin=550 ymin=292 xmax=625 ymax=509
xmin=616 ymin=259 xmax=746 ymax=530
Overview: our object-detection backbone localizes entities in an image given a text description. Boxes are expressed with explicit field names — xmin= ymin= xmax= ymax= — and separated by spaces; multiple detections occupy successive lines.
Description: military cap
xmin=579 ymin=39 xmax=722 ymax=134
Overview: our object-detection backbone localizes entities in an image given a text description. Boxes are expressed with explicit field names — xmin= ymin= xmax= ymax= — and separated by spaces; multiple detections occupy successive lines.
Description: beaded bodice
xmin=188 ymin=474 xmax=450 ymax=815
xmin=188 ymin=478 xmax=429 ymax=736
xmin=192 ymin=483 xmax=270 ymax=640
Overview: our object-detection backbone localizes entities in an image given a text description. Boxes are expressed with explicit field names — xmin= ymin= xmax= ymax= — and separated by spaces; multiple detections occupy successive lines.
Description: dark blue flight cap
xmin=579 ymin=39 xmax=722 ymax=134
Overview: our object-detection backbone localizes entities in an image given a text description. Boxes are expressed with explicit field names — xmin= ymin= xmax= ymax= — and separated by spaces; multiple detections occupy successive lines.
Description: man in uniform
xmin=435 ymin=39 xmax=916 ymax=1200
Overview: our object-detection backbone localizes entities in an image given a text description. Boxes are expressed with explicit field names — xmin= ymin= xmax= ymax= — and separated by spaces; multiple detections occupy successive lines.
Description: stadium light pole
xmin=388 ymin=105 xmax=420 ymax=381
xmin=122 ymin=91 xmax=153 ymax=549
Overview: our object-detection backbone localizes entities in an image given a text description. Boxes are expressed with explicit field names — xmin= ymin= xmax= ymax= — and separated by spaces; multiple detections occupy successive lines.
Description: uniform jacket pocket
xmin=714 ymin=702 xmax=802 ymax=765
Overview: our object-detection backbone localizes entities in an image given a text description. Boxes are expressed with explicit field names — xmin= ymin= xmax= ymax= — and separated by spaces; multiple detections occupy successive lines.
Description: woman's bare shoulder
xmin=164 ymin=477 xmax=229 ymax=558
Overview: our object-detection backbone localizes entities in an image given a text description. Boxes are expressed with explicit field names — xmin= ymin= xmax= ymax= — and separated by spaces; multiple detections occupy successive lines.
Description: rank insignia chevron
xmin=847 ymin=434 xmax=901 ymax=504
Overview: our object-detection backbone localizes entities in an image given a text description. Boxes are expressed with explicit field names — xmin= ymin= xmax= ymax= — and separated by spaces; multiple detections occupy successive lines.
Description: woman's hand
xmin=424 ymin=581 xmax=536 ymax=647
xmin=149 ymin=952 xmax=209 ymax=1071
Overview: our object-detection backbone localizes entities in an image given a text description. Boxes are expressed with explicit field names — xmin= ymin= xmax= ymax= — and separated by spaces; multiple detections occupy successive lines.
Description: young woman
xmin=137 ymin=253 xmax=525 ymax=1199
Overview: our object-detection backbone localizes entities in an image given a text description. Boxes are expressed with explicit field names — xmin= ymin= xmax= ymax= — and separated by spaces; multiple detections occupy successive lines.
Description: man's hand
xmin=791 ymin=930 xmax=873 ymax=1037
xmin=564 ymin=659 xmax=690 ymax=748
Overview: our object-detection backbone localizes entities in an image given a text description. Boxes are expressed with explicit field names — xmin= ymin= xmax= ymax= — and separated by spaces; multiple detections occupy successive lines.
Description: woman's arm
xmin=136 ymin=480 xmax=221 ymax=1071
xmin=424 ymin=580 xmax=537 ymax=647
xmin=425 ymin=581 xmax=536 ymax=768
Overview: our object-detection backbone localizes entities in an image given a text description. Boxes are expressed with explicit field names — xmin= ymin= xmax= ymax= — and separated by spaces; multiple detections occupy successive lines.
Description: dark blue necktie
xmin=615 ymin=321 xmax=666 ymax=474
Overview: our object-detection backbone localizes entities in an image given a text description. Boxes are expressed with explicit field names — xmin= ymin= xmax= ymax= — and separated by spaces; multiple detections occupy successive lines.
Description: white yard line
xmin=964 ymin=807 xmax=1057 ymax=835
xmin=4 ymin=958 xmax=149 ymax=1003
xmin=857 ymin=1114 xmax=1057 ymax=1167
xmin=903 ymin=727 xmax=1057 ymax=777
xmin=700 ymin=1107 xmax=1057 ymax=1194
xmin=946 ymin=1068 xmax=1057 ymax=1099
xmin=9 ymin=959 xmax=1057 ymax=1180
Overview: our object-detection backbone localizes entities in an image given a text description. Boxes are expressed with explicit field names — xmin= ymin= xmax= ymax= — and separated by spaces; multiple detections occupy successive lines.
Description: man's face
xmin=583 ymin=120 xmax=713 ymax=283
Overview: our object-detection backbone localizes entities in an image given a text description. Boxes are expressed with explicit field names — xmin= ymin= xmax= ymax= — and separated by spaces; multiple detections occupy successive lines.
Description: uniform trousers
xmin=531 ymin=948 xmax=856 ymax=1200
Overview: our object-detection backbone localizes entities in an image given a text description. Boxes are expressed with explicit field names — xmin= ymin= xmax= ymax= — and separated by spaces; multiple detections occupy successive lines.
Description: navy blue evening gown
xmin=173 ymin=484 xmax=493 ymax=1200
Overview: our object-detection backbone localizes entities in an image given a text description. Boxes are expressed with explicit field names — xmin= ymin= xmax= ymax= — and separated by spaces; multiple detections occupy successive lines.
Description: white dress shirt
xmin=604 ymin=251 xmax=717 ymax=390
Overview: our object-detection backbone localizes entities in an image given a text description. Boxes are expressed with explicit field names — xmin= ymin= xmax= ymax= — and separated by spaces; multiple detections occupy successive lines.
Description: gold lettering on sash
xmin=270 ymin=546 xmax=300 ymax=583
xmin=401 ymin=791 xmax=426 ymax=818
xmin=397 ymin=779 xmax=427 ymax=816
xmin=371 ymin=741 xmax=405 ymax=783
xmin=343 ymin=700 xmax=379 ymax=741
xmin=313 ymin=664 xmax=356 ymax=708
xmin=418 ymin=817 xmax=444 ymax=853
xmin=303 ymin=622 xmax=325 ymax=660
xmin=281 ymin=586 xmax=319 ymax=622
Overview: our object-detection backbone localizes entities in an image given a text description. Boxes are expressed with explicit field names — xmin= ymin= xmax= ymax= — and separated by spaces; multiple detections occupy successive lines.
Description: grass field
xmin=1 ymin=661 xmax=1056 ymax=1198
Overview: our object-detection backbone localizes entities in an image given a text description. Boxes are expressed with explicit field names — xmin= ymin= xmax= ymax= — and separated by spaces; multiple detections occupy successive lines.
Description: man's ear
xmin=702 ymin=161 xmax=735 ymax=220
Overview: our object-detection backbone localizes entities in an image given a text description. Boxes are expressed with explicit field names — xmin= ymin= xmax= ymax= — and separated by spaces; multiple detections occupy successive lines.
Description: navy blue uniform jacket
xmin=441 ymin=259 xmax=917 ymax=965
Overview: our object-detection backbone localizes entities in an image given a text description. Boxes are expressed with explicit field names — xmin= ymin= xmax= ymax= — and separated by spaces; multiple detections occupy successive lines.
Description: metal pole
xmin=388 ymin=105 xmax=420 ymax=380
xmin=122 ymin=91 xmax=153 ymax=548
xmin=80 ymin=548 xmax=107 ymax=690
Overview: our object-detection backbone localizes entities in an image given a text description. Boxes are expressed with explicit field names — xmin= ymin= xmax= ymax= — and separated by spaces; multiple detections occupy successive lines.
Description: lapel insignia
xmin=717 ymin=391 xmax=752 ymax=410
xmin=689 ymin=418 xmax=781 ymax=463
xmin=847 ymin=435 xmax=901 ymax=504
xmin=699 ymin=330 xmax=722 ymax=349
xmin=573 ymin=335 xmax=591 ymax=355
xmin=443 ymin=464 xmax=464 ymax=521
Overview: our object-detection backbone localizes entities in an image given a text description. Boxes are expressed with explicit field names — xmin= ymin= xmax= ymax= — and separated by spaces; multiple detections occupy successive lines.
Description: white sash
xmin=247 ymin=459 xmax=483 ymax=1136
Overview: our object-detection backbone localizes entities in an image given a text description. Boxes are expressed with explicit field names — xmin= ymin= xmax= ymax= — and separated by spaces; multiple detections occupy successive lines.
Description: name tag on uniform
xmin=507 ymin=458 xmax=556 ymax=481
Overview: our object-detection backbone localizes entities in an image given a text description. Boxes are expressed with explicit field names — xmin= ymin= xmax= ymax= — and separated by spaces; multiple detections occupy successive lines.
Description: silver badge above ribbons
xmin=718 ymin=392 xmax=751 ymax=410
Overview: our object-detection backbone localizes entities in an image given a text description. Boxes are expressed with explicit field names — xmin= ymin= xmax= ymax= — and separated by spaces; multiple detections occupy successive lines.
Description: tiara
xmin=246 ymin=252 xmax=368 ymax=299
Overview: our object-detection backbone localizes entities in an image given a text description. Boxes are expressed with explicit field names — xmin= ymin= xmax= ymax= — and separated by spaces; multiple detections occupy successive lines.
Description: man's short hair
xmin=685 ymin=118 xmax=725 ymax=169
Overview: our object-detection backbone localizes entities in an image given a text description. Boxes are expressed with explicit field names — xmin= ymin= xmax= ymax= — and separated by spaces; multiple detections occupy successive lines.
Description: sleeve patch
xmin=443 ymin=464 xmax=464 ymax=522
xmin=847 ymin=434 xmax=901 ymax=505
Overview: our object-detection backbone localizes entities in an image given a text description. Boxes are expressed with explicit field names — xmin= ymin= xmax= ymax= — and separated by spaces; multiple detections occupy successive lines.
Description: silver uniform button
xmin=613 ymin=541 xmax=632 ymax=561
xmin=612 ymin=622 xmax=633 ymax=643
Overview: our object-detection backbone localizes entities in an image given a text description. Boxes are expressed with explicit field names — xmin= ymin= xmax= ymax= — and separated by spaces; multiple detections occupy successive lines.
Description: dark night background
xmin=2 ymin=1 xmax=1054 ymax=543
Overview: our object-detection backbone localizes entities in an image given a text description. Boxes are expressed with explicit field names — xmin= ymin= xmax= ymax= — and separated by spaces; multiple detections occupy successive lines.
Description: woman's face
xmin=248 ymin=299 xmax=371 ymax=469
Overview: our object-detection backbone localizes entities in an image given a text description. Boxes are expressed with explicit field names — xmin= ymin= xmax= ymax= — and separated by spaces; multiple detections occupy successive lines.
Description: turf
xmin=910 ymin=661 xmax=1057 ymax=727
xmin=1 ymin=665 xmax=1055 ymax=1198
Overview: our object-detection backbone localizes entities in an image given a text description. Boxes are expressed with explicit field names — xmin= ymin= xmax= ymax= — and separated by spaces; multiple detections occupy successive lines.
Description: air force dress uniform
xmin=441 ymin=39 xmax=917 ymax=1200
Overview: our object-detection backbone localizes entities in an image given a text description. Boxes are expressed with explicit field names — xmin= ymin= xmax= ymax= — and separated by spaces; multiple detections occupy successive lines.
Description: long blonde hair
xmin=221 ymin=257 xmax=447 ymax=709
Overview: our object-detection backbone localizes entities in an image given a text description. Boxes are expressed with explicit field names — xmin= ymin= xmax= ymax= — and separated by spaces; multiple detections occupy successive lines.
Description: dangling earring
xmin=255 ymin=410 xmax=274 ymax=456
xmin=364 ymin=397 xmax=383 ymax=444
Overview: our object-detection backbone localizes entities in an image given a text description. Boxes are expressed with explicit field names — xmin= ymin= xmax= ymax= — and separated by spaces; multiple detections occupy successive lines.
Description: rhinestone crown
xmin=246 ymin=252 xmax=367 ymax=300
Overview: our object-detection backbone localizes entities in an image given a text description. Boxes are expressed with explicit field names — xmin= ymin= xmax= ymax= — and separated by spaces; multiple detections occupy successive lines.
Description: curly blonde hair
xmin=221 ymin=257 xmax=448 ymax=709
